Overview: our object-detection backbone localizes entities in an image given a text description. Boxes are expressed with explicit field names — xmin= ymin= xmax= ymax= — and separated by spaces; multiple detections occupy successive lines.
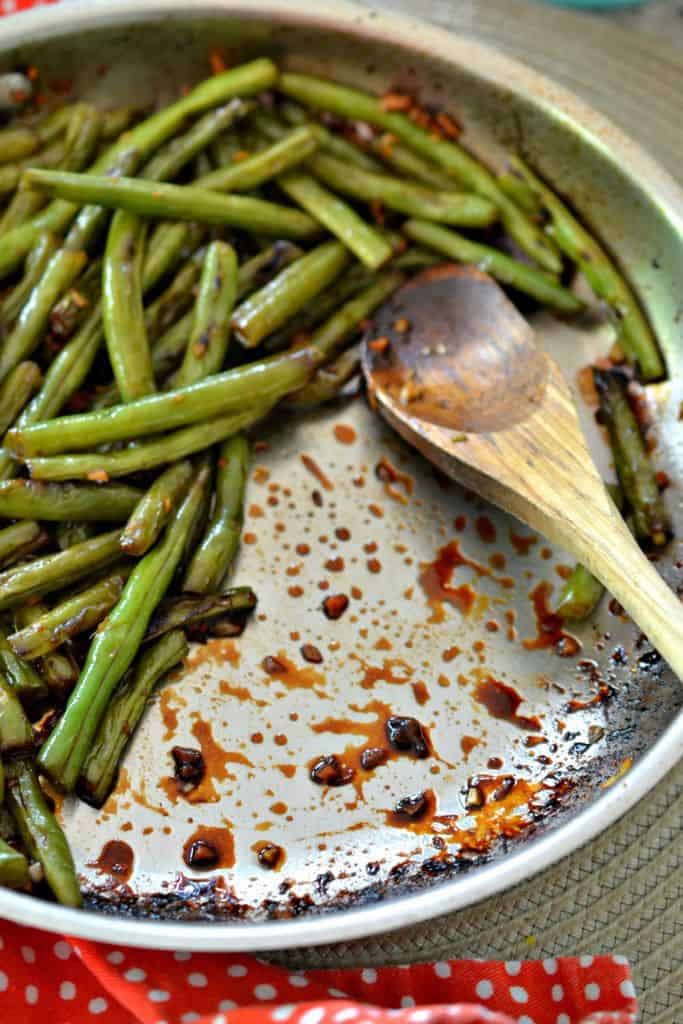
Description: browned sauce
xmin=473 ymin=676 xmax=542 ymax=731
xmin=185 ymin=638 xmax=240 ymax=672
xmin=375 ymin=456 xmax=414 ymax=504
xmin=419 ymin=539 xmax=485 ymax=622
xmin=301 ymin=453 xmax=333 ymax=490
xmin=261 ymin=650 xmax=327 ymax=697
xmin=524 ymin=582 xmax=581 ymax=657
xmin=333 ymin=424 xmax=356 ymax=444
xmin=412 ymin=681 xmax=430 ymax=705
xmin=183 ymin=825 xmax=235 ymax=870
xmin=88 ymin=840 xmax=134 ymax=883
xmin=322 ymin=594 xmax=349 ymax=620
xmin=461 ymin=735 xmax=481 ymax=757
xmin=510 ymin=531 xmax=537 ymax=556
xmin=162 ymin=718 xmax=253 ymax=805
xmin=253 ymin=840 xmax=286 ymax=869
xmin=350 ymin=654 xmax=413 ymax=690
xmin=475 ymin=515 xmax=496 ymax=543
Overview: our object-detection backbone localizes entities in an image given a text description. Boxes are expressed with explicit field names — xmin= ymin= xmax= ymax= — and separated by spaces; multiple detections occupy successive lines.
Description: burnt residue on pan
xmin=76 ymin=395 xmax=683 ymax=922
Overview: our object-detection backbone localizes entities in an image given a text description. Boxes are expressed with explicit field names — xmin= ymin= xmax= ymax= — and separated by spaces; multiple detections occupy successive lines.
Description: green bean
xmin=0 ymin=675 xmax=33 ymax=753
xmin=309 ymin=152 xmax=498 ymax=227
xmin=0 ymin=164 xmax=18 ymax=194
xmin=402 ymin=220 xmax=583 ymax=314
xmin=279 ymin=170 xmax=392 ymax=270
xmin=35 ymin=107 xmax=73 ymax=145
xmin=78 ymin=629 xmax=188 ymax=807
xmin=0 ymin=231 xmax=59 ymax=330
xmin=0 ymin=189 xmax=46 ymax=235
xmin=511 ymin=157 xmax=664 ymax=380
xmin=0 ymin=60 xmax=279 ymax=276
xmin=263 ymin=263 xmax=373 ymax=353
xmin=56 ymin=521 xmax=97 ymax=550
xmin=236 ymin=241 xmax=303 ymax=299
xmin=9 ymin=275 xmax=405 ymax=458
xmin=0 ymin=626 xmax=47 ymax=702
xmin=184 ymin=433 xmax=248 ymax=592
xmin=142 ymin=221 xmax=204 ymax=294
xmin=0 ymin=529 xmax=123 ymax=611
xmin=198 ymin=124 xmax=317 ymax=192
xmin=497 ymin=171 xmax=543 ymax=218
xmin=39 ymin=461 xmax=211 ymax=791
xmin=27 ymin=404 xmax=268 ymax=480
xmin=371 ymin=132 xmax=454 ymax=189
xmin=14 ymin=602 xmax=79 ymax=700
xmin=101 ymin=105 xmax=144 ymax=141
xmin=146 ymin=587 xmax=257 ymax=642
xmin=48 ymin=258 xmax=101 ymax=341
xmin=0 ymin=362 xmax=41 ymax=436
xmin=121 ymin=460 xmax=194 ymax=556
xmin=232 ymin=240 xmax=352 ymax=348
xmin=0 ymin=479 xmax=141 ymax=521
xmin=209 ymin=129 xmax=245 ymax=168
xmin=554 ymin=564 xmax=606 ymax=622
xmin=145 ymin=254 xmax=202 ymax=343
xmin=103 ymin=212 xmax=155 ymax=401
xmin=391 ymin=245 xmax=440 ymax=271
xmin=0 ymin=521 xmax=49 ymax=569
xmin=5 ymin=757 xmax=82 ymax=905
xmin=278 ymin=100 xmax=383 ymax=171
xmin=144 ymin=99 xmax=251 ymax=182
xmin=284 ymin=343 xmax=361 ymax=409
xmin=25 ymin=168 xmax=321 ymax=239
xmin=0 ymin=835 xmax=29 ymax=889
xmin=593 ymin=368 xmax=670 ymax=546
xmin=0 ymin=248 xmax=87 ymax=383
xmin=173 ymin=241 xmax=237 ymax=387
xmin=10 ymin=571 xmax=129 ymax=660
xmin=279 ymin=72 xmax=561 ymax=273
xmin=61 ymin=103 xmax=102 ymax=172
xmin=0 ymin=126 xmax=38 ymax=164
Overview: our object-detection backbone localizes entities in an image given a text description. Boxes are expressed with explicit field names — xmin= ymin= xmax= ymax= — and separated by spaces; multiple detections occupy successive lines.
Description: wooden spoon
xmin=363 ymin=263 xmax=683 ymax=676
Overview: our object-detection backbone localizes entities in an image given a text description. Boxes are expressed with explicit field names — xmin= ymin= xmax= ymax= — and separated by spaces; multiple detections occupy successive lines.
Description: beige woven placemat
xmin=271 ymin=4 xmax=683 ymax=1021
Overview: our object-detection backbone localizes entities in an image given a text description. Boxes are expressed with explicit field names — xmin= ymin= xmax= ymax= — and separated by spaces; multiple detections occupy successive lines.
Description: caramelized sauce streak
xmin=183 ymin=825 xmax=235 ymax=869
xmin=418 ymin=539 xmax=494 ymax=622
xmin=262 ymin=651 xmax=328 ymax=698
xmin=473 ymin=676 xmax=542 ymax=731
xmin=301 ymin=453 xmax=333 ymax=490
xmin=524 ymin=582 xmax=581 ymax=657
xmin=376 ymin=456 xmax=414 ymax=505
xmin=349 ymin=653 xmax=414 ymax=689
xmin=509 ymin=531 xmax=537 ymax=556
xmin=460 ymin=735 xmax=481 ymax=757
xmin=162 ymin=718 xmax=253 ymax=805
xmin=158 ymin=687 xmax=185 ymax=742
xmin=88 ymin=840 xmax=134 ymax=883
xmin=185 ymin=639 xmax=240 ymax=672
xmin=219 ymin=679 xmax=267 ymax=707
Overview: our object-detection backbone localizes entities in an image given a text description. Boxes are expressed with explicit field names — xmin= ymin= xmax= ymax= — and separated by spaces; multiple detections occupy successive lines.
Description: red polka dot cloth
xmin=0 ymin=2 xmax=639 ymax=1023
xmin=0 ymin=919 xmax=637 ymax=1024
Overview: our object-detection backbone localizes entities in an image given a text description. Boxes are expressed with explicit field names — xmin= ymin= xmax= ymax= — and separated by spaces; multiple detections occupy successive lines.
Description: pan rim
xmin=0 ymin=0 xmax=681 ymax=951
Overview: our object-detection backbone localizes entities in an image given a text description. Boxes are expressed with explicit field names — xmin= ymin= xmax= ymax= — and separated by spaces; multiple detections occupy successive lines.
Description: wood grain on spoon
xmin=363 ymin=263 xmax=683 ymax=680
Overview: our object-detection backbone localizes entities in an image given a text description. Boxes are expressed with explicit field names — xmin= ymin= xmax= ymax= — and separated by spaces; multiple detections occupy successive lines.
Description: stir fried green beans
xmin=403 ymin=220 xmax=583 ymax=313
xmin=511 ymin=157 xmax=664 ymax=381
xmin=78 ymin=630 xmax=188 ymax=807
xmin=25 ymin=168 xmax=321 ymax=239
xmin=10 ymin=571 xmax=129 ymax=661
xmin=0 ymin=479 xmax=142 ymax=520
xmin=232 ymin=240 xmax=352 ymax=347
xmin=279 ymin=72 xmax=562 ymax=273
xmin=594 ymin=368 xmax=670 ymax=546
xmin=121 ymin=460 xmax=194 ymax=556
xmin=5 ymin=757 xmax=82 ymax=906
xmin=103 ymin=212 xmax=155 ymax=401
xmin=39 ymin=462 xmax=211 ymax=791
xmin=0 ymin=59 xmax=670 ymax=906
xmin=145 ymin=587 xmax=257 ymax=642
xmin=184 ymin=433 xmax=248 ymax=592
xmin=174 ymin=240 xmax=237 ymax=386
xmin=0 ymin=530 xmax=124 ymax=611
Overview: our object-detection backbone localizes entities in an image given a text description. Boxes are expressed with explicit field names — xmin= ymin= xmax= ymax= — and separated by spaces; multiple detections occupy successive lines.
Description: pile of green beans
xmin=0 ymin=57 xmax=669 ymax=905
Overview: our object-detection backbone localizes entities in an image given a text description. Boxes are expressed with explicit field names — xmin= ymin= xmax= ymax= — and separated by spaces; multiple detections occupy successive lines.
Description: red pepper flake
xmin=368 ymin=336 xmax=390 ymax=353
xmin=232 ymin=150 xmax=250 ymax=162
xmin=209 ymin=49 xmax=228 ymax=74
xmin=380 ymin=92 xmax=413 ymax=112
xmin=86 ymin=469 xmax=109 ymax=483
xmin=27 ymin=66 xmax=39 ymax=81
xmin=435 ymin=111 xmax=461 ymax=139
xmin=379 ymin=133 xmax=396 ymax=157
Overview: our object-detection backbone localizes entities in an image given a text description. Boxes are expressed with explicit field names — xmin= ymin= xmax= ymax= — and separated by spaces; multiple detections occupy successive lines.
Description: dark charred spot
xmin=310 ymin=754 xmax=355 ymax=787
xmin=638 ymin=648 xmax=662 ymax=671
xmin=32 ymin=708 xmax=60 ymax=746
xmin=183 ymin=839 xmax=219 ymax=868
xmin=315 ymin=870 xmax=334 ymax=896
xmin=322 ymin=594 xmax=349 ymax=620
xmin=385 ymin=716 xmax=430 ymax=758
xmin=312 ymin=489 xmax=323 ymax=507
xmin=262 ymin=655 xmax=287 ymax=675
xmin=366 ymin=861 xmax=381 ymax=875
xmin=257 ymin=843 xmax=284 ymax=870
xmin=171 ymin=746 xmax=205 ymax=786
xmin=194 ymin=329 xmax=210 ymax=354
xmin=300 ymin=644 xmax=323 ymax=664
xmin=360 ymin=746 xmax=389 ymax=771
xmin=394 ymin=791 xmax=429 ymax=819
